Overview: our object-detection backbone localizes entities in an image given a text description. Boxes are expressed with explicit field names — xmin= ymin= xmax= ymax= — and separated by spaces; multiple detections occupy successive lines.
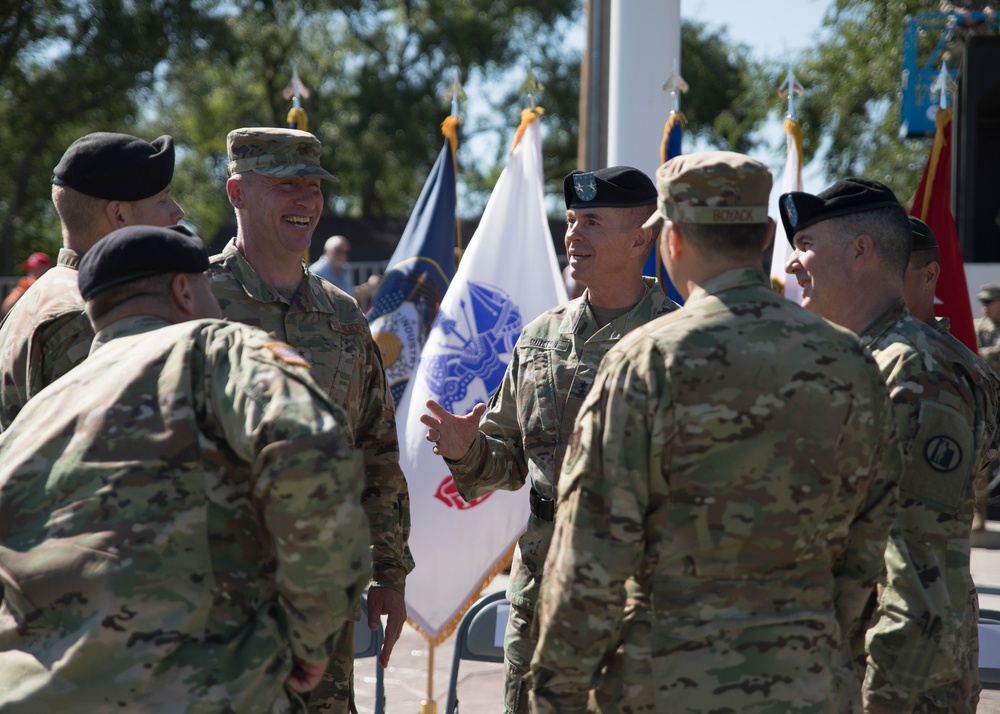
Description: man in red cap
xmin=1 ymin=253 xmax=53 ymax=317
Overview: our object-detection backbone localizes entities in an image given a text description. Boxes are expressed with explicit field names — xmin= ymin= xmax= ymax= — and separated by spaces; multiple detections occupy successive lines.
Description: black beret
xmin=780 ymin=177 xmax=906 ymax=244
xmin=564 ymin=166 xmax=656 ymax=210
xmin=52 ymin=132 xmax=175 ymax=201
xmin=78 ymin=224 xmax=208 ymax=300
xmin=909 ymin=216 xmax=938 ymax=251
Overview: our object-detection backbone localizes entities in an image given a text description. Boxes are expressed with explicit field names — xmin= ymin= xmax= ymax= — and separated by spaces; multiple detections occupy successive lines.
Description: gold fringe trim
xmin=920 ymin=107 xmax=953 ymax=221
xmin=659 ymin=111 xmax=687 ymax=163
xmin=511 ymin=107 xmax=545 ymax=153
xmin=407 ymin=541 xmax=517 ymax=647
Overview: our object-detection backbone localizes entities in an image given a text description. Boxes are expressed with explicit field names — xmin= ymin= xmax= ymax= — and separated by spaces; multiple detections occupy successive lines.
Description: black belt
xmin=529 ymin=487 xmax=555 ymax=522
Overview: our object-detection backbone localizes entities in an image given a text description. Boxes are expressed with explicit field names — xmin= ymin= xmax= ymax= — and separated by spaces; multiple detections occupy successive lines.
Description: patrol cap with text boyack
xmin=909 ymin=216 xmax=938 ymax=251
xmin=780 ymin=177 xmax=905 ymax=244
xmin=52 ymin=132 xmax=175 ymax=201
xmin=978 ymin=284 xmax=1000 ymax=303
xmin=564 ymin=166 xmax=656 ymax=210
xmin=78 ymin=225 xmax=209 ymax=300
xmin=641 ymin=151 xmax=772 ymax=230
xmin=226 ymin=127 xmax=337 ymax=181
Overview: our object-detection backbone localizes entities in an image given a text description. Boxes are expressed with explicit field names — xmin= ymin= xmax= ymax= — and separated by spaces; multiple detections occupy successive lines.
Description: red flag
xmin=910 ymin=108 xmax=977 ymax=352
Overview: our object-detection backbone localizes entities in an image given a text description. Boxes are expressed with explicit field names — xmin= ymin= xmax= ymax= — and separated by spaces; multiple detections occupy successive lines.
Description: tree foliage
xmin=0 ymin=0 xmax=230 ymax=273
xmin=792 ymin=0 xmax=940 ymax=203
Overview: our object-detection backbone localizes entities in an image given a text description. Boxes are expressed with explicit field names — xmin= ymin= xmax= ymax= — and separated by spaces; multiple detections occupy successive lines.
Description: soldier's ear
xmin=226 ymin=176 xmax=244 ymax=209
xmin=665 ymin=221 xmax=684 ymax=261
xmin=105 ymin=200 xmax=128 ymax=228
xmin=761 ymin=218 xmax=776 ymax=253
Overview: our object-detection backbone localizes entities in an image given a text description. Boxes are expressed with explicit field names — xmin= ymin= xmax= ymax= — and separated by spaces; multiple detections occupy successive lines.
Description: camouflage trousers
xmin=502 ymin=599 xmax=534 ymax=714
xmin=305 ymin=620 xmax=355 ymax=714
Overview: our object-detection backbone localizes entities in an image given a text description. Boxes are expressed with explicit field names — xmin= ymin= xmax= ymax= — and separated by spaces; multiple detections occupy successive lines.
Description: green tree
xmin=792 ymin=0 xmax=941 ymax=202
xmin=0 ymin=0 xmax=230 ymax=274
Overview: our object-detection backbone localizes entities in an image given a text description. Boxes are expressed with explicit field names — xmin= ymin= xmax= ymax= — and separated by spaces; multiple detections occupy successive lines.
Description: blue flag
xmin=643 ymin=111 xmax=685 ymax=304
xmin=368 ymin=139 xmax=458 ymax=405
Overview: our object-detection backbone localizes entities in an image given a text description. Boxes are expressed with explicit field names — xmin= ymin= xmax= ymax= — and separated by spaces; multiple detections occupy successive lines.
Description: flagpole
xmin=443 ymin=69 xmax=465 ymax=261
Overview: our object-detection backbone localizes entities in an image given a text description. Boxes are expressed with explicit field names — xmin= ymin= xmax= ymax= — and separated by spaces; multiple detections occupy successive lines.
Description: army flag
xmin=910 ymin=107 xmax=977 ymax=352
xmin=396 ymin=110 xmax=567 ymax=642
xmin=368 ymin=127 xmax=459 ymax=405
xmin=769 ymin=117 xmax=804 ymax=304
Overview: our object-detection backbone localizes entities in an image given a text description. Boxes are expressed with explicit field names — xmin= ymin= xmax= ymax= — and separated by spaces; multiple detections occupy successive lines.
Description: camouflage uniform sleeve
xmin=833 ymin=379 xmax=903 ymax=668
xmin=863 ymin=377 xmax=976 ymax=708
xmin=357 ymin=337 xmax=413 ymax=592
xmin=528 ymin=350 xmax=652 ymax=712
xmin=448 ymin=350 xmax=529 ymax=500
xmin=206 ymin=329 xmax=372 ymax=663
xmin=38 ymin=311 xmax=94 ymax=389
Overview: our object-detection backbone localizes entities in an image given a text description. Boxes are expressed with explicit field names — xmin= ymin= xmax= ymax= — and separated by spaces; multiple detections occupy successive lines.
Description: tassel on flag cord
xmin=397 ymin=109 xmax=567 ymax=644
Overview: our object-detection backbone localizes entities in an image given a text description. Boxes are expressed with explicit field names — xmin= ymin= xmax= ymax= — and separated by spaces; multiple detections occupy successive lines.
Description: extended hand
xmin=367 ymin=586 xmax=407 ymax=668
xmin=419 ymin=400 xmax=487 ymax=460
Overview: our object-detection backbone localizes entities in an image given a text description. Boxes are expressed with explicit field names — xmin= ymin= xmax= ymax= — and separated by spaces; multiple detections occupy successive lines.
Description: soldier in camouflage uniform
xmin=0 ymin=225 xmax=371 ymax=713
xmin=418 ymin=166 xmax=687 ymax=713
xmin=974 ymin=283 xmax=1000 ymax=374
xmin=904 ymin=218 xmax=999 ymax=534
xmin=782 ymin=178 xmax=994 ymax=713
xmin=209 ymin=127 xmax=412 ymax=713
xmin=526 ymin=152 xmax=902 ymax=713
xmin=0 ymin=131 xmax=184 ymax=431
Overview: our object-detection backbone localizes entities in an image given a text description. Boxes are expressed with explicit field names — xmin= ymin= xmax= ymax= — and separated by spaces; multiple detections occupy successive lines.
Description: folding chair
xmin=354 ymin=593 xmax=386 ymax=714
xmin=445 ymin=590 xmax=509 ymax=714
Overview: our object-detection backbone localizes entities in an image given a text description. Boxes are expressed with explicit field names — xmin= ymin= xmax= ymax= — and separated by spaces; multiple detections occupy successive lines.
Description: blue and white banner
xmin=397 ymin=115 xmax=567 ymax=640
xmin=368 ymin=139 xmax=458 ymax=405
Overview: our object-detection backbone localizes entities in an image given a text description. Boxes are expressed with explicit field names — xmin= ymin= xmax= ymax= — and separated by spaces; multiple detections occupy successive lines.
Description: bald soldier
xmin=0 ymin=132 xmax=184 ymax=430
xmin=0 ymin=225 xmax=370 ymax=712
xmin=209 ymin=127 xmax=412 ymax=712
xmin=420 ymin=167 xmax=678 ymax=714
xmin=783 ymin=179 xmax=993 ymax=713
xmin=529 ymin=152 xmax=902 ymax=713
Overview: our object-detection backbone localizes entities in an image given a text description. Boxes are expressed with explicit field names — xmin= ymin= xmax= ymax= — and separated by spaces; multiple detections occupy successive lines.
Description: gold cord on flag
xmin=784 ymin=117 xmax=803 ymax=187
xmin=920 ymin=107 xmax=953 ymax=221
xmin=286 ymin=106 xmax=308 ymax=132
xmin=659 ymin=112 xmax=687 ymax=163
xmin=441 ymin=115 xmax=464 ymax=262
xmin=511 ymin=107 xmax=545 ymax=153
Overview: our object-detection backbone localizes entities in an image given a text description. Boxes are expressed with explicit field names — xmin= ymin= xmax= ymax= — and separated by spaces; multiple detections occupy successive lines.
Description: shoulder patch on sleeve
xmin=900 ymin=400 xmax=973 ymax=511
xmin=265 ymin=342 xmax=311 ymax=368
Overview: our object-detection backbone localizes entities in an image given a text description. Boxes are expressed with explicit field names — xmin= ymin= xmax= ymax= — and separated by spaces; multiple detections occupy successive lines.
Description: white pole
xmin=607 ymin=0 xmax=681 ymax=177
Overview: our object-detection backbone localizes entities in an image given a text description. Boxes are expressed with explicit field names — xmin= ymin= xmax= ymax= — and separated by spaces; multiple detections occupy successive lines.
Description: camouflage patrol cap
xmin=78 ymin=224 xmax=209 ymax=300
xmin=641 ymin=151 xmax=772 ymax=230
xmin=226 ymin=127 xmax=337 ymax=181
xmin=978 ymin=284 xmax=1000 ymax=303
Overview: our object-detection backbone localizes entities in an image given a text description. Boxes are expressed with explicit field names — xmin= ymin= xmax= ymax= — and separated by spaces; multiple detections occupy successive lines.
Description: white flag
xmin=397 ymin=115 xmax=567 ymax=640
xmin=769 ymin=117 xmax=804 ymax=304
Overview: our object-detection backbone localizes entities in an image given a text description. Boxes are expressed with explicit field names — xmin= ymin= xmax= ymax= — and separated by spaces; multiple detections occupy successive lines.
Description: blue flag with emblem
xmin=396 ymin=110 xmax=567 ymax=642
xmin=367 ymin=129 xmax=459 ymax=405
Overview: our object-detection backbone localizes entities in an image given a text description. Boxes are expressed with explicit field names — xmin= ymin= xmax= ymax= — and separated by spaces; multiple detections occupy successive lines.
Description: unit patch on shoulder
xmin=925 ymin=435 xmax=962 ymax=471
xmin=265 ymin=342 xmax=311 ymax=368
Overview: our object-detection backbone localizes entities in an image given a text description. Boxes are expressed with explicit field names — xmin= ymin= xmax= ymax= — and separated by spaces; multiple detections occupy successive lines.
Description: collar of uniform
xmin=91 ymin=314 xmax=173 ymax=355
xmin=559 ymin=276 xmax=673 ymax=336
xmin=683 ymin=267 xmax=770 ymax=307
xmin=218 ymin=238 xmax=361 ymax=317
xmin=57 ymin=247 xmax=81 ymax=270
xmin=857 ymin=297 xmax=909 ymax=347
